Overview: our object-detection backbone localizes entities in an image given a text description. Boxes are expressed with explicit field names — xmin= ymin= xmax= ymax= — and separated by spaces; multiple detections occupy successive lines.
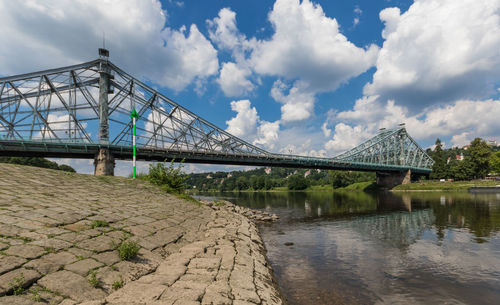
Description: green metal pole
xmin=130 ymin=108 xmax=139 ymax=178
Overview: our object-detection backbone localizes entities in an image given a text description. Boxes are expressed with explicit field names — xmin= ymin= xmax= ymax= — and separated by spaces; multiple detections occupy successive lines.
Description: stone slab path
xmin=0 ymin=164 xmax=284 ymax=305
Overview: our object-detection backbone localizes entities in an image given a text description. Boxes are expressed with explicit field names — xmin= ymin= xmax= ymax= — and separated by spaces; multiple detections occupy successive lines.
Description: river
xmin=196 ymin=191 xmax=500 ymax=305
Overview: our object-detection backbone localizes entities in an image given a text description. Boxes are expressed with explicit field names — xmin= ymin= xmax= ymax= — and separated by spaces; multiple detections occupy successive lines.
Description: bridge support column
xmin=94 ymin=148 xmax=115 ymax=176
xmin=376 ymin=170 xmax=411 ymax=188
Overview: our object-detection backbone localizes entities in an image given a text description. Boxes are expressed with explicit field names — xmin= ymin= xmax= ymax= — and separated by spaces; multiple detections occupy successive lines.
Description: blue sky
xmin=1 ymin=0 xmax=500 ymax=175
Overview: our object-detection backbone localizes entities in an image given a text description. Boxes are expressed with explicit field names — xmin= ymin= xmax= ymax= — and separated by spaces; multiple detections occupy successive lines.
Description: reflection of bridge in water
xmin=303 ymin=193 xmax=435 ymax=247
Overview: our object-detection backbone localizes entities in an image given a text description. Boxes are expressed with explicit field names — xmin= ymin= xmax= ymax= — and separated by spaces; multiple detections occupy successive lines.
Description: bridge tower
xmin=94 ymin=48 xmax=115 ymax=176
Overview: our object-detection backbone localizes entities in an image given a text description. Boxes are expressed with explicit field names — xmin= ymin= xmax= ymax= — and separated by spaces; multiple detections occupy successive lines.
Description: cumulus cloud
xmin=325 ymin=97 xmax=500 ymax=154
xmin=251 ymin=0 xmax=378 ymax=93
xmin=217 ymin=62 xmax=255 ymax=97
xmin=225 ymin=100 xmax=259 ymax=138
xmin=0 ymin=0 xmax=218 ymax=91
xmin=209 ymin=1 xmax=378 ymax=120
xmin=270 ymin=80 xmax=315 ymax=122
xmin=253 ymin=120 xmax=280 ymax=150
xmin=365 ymin=0 xmax=500 ymax=111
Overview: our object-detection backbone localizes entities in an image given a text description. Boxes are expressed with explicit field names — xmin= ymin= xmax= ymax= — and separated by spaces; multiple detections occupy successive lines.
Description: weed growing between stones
xmin=9 ymin=273 xmax=25 ymax=295
xmin=91 ymin=220 xmax=109 ymax=228
xmin=112 ymin=277 xmax=124 ymax=290
xmin=118 ymin=241 xmax=140 ymax=260
xmin=88 ymin=270 xmax=99 ymax=287
xmin=214 ymin=200 xmax=226 ymax=207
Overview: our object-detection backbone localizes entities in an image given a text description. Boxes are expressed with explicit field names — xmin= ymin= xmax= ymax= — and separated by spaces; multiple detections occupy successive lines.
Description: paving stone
xmin=29 ymin=238 xmax=72 ymax=251
xmin=4 ymin=245 xmax=45 ymax=259
xmin=92 ymin=251 xmax=121 ymax=266
xmin=0 ymin=256 xmax=26 ymax=275
xmin=67 ymin=247 xmax=94 ymax=259
xmin=0 ymin=295 xmax=45 ymax=305
xmin=76 ymin=235 xmax=115 ymax=253
xmin=37 ymin=270 xmax=106 ymax=302
xmin=106 ymin=282 xmax=166 ymax=303
xmin=24 ymin=258 xmax=63 ymax=275
xmin=0 ymin=268 xmax=41 ymax=295
xmin=65 ymin=258 xmax=104 ymax=276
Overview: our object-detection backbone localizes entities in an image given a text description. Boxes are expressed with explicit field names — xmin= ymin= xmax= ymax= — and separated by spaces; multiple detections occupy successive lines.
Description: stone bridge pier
xmin=376 ymin=170 xmax=411 ymax=188
xmin=94 ymin=48 xmax=115 ymax=176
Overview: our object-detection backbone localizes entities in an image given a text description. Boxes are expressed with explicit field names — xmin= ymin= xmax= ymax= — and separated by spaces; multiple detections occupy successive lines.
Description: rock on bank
xmin=0 ymin=163 xmax=284 ymax=305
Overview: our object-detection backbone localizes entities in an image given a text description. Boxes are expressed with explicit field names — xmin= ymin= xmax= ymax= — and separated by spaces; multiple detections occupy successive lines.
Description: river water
xmin=197 ymin=191 xmax=500 ymax=305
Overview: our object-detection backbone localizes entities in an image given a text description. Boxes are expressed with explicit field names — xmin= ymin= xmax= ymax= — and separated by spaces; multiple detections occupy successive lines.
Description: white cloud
xmin=251 ymin=0 xmax=379 ymax=93
xmin=217 ymin=62 xmax=255 ymax=97
xmin=270 ymin=80 xmax=315 ymax=122
xmin=325 ymin=123 xmax=372 ymax=154
xmin=253 ymin=120 xmax=280 ymax=150
xmin=353 ymin=5 xmax=362 ymax=26
xmin=450 ymin=132 xmax=472 ymax=148
xmin=365 ymin=0 xmax=500 ymax=111
xmin=0 ymin=0 xmax=218 ymax=91
xmin=326 ymin=97 xmax=500 ymax=153
xmin=321 ymin=122 xmax=332 ymax=138
xmin=225 ymin=100 xmax=259 ymax=138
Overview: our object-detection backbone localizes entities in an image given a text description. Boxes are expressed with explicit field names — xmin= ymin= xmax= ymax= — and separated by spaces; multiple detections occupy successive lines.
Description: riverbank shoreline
xmin=0 ymin=163 xmax=285 ymax=304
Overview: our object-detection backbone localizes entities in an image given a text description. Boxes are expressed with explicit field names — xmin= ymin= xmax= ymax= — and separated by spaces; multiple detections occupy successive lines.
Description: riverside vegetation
xmin=185 ymin=137 xmax=500 ymax=192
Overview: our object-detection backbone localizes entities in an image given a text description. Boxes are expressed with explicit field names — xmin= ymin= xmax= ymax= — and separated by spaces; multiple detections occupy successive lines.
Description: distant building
xmin=463 ymin=145 xmax=470 ymax=150
xmin=304 ymin=170 xmax=311 ymax=178
xmin=456 ymin=153 xmax=464 ymax=161
xmin=264 ymin=168 xmax=272 ymax=175
xmin=487 ymin=140 xmax=498 ymax=146
xmin=206 ymin=174 xmax=212 ymax=179
xmin=227 ymin=173 xmax=232 ymax=178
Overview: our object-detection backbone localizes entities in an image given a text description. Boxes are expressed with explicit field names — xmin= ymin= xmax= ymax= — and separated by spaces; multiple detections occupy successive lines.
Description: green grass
xmin=112 ymin=278 xmax=124 ymax=290
xmin=214 ymin=199 xmax=226 ymax=207
xmin=393 ymin=179 xmax=499 ymax=191
xmin=88 ymin=270 xmax=99 ymax=287
xmin=176 ymin=193 xmax=202 ymax=206
xmin=118 ymin=241 xmax=140 ymax=261
xmin=91 ymin=220 xmax=109 ymax=228
xmin=9 ymin=273 xmax=25 ymax=295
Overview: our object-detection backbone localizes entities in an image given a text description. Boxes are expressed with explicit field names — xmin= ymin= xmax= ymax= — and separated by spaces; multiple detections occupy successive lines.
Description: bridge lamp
xmin=130 ymin=108 xmax=139 ymax=178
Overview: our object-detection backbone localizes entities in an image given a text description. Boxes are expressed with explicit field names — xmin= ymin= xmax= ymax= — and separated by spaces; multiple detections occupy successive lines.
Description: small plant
xmin=112 ymin=277 xmax=124 ymax=290
xmin=214 ymin=199 xmax=226 ymax=207
xmin=147 ymin=159 xmax=187 ymax=194
xmin=118 ymin=241 xmax=140 ymax=261
xmin=88 ymin=270 xmax=99 ymax=287
xmin=45 ymin=247 xmax=56 ymax=253
xmin=30 ymin=287 xmax=41 ymax=302
xmin=91 ymin=220 xmax=109 ymax=229
xmin=9 ymin=273 xmax=25 ymax=295
xmin=177 ymin=193 xmax=201 ymax=206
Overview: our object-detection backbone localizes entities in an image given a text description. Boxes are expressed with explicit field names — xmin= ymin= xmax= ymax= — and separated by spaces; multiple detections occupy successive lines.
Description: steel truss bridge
xmin=0 ymin=51 xmax=433 ymax=175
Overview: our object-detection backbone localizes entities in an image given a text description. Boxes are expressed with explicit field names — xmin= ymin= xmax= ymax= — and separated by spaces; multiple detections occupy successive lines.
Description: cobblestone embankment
xmin=0 ymin=164 xmax=284 ymax=305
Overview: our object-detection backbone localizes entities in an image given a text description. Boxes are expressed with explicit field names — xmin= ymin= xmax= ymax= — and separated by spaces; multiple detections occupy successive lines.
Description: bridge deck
xmin=0 ymin=140 xmax=432 ymax=174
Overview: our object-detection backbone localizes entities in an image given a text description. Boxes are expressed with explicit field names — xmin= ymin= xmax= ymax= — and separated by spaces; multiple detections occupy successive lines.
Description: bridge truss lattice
xmin=0 ymin=57 xmax=433 ymax=174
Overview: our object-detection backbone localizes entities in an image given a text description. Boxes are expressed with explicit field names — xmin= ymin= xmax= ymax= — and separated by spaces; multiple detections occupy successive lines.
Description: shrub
xmin=118 ymin=241 xmax=140 ymax=261
xmin=147 ymin=159 xmax=187 ymax=194
xmin=287 ymin=174 xmax=308 ymax=190
xmin=88 ymin=270 xmax=99 ymax=287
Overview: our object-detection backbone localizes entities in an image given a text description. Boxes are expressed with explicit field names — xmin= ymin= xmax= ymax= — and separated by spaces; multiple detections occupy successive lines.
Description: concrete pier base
xmin=376 ymin=170 xmax=411 ymax=188
xmin=94 ymin=148 xmax=115 ymax=176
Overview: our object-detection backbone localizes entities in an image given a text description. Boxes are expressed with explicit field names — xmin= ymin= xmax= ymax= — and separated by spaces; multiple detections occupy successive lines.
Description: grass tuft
xmin=118 ymin=240 xmax=140 ymax=261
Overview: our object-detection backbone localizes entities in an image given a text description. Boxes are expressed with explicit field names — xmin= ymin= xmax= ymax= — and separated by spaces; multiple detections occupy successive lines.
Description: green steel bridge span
xmin=0 ymin=50 xmax=433 ymax=178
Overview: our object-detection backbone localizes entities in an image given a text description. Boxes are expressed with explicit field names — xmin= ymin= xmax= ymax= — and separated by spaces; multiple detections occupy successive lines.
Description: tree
xmin=450 ymin=159 xmax=475 ymax=180
xmin=430 ymin=138 xmax=447 ymax=179
xmin=490 ymin=151 xmax=500 ymax=174
xmin=468 ymin=138 xmax=491 ymax=179
xmin=287 ymin=174 xmax=308 ymax=190
xmin=236 ymin=176 xmax=249 ymax=190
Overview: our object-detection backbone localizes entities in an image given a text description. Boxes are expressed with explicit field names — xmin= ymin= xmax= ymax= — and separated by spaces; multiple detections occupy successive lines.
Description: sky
xmin=1 ymin=0 xmax=500 ymax=176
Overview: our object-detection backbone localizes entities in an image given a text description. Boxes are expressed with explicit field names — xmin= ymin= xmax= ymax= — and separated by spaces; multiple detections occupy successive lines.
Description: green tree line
xmin=429 ymin=138 xmax=500 ymax=180
xmin=0 ymin=156 xmax=75 ymax=172
xmin=185 ymin=167 xmax=375 ymax=192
